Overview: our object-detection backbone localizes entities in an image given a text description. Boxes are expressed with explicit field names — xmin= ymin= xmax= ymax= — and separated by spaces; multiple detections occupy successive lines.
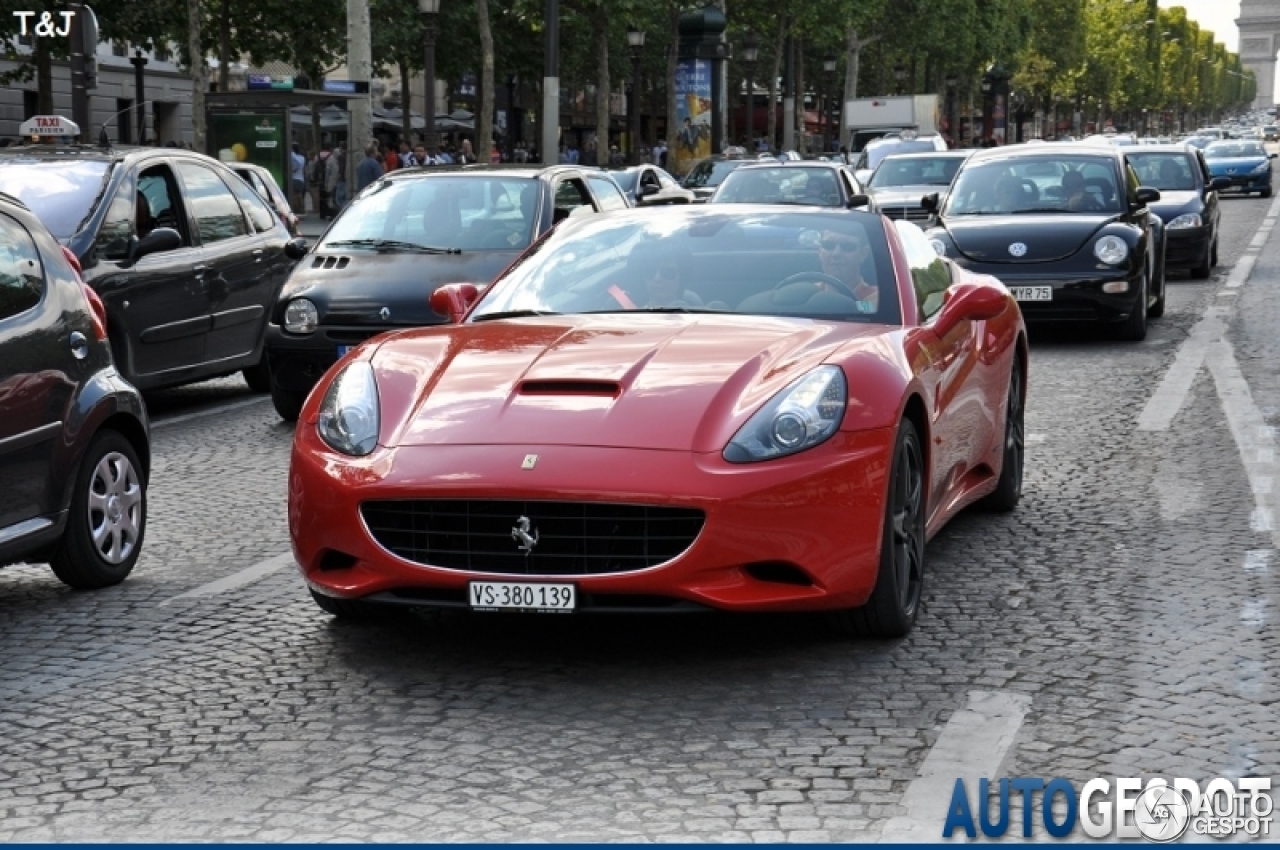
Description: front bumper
xmin=950 ymin=262 xmax=1143 ymax=324
xmin=266 ymin=323 xmax=397 ymax=395
xmin=289 ymin=429 xmax=896 ymax=614
xmin=1163 ymin=225 xmax=1211 ymax=269
xmin=1212 ymin=171 xmax=1271 ymax=193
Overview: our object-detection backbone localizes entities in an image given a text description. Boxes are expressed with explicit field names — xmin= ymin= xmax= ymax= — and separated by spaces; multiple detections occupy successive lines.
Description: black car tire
xmin=1211 ymin=238 xmax=1219 ymax=268
xmin=271 ymin=383 xmax=306 ymax=422
xmin=1264 ymin=186 xmax=1274 ymax=199
xmin=978 ymin=357 xmax=1024 ymax=513
xmin=50 ymin=430 xmax=146 ymax=589
xmin=828 ymin=418 xmax=925 ymax=639
xmin=242 ymin=361 xmax=271 ymax=393
xmin=1190 ymin=248 xmax=1212 ymax=280
xmin=310 ymin=588 xmax=378 ymax=619
xmin=1114 ymin=268 xmax=1149 ymax=341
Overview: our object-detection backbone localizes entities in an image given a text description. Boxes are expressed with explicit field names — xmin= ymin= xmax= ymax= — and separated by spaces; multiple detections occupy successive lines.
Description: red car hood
xmin=372 ymin=315 xmax=886 ymax=452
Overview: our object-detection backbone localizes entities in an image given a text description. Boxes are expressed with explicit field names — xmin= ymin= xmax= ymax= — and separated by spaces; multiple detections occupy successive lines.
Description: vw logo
xmin=1008 ymin=242 xmax=1028 ymax=258
xmin=511 ymin=516 xmax=539 ymax=553
xmin=379 ymin=307 xmax=391 ymax=321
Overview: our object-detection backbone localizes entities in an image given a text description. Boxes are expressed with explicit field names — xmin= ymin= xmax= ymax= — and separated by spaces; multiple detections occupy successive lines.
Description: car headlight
xmin=1252 ymin=161 xmax=1271 ymax=175
xmin=723 ymin=366 xmax=846 ymax=463
xmin=930 ymin=238 xmax=949 ymax=257
xmin=317 ymin=361 xmax=380 ymax=456
xmin=1166 ymin=213 xmax=1202 ymax=229
xmin=1093 ymin=235 xmax=1129 ymax=265
xmin=283 ymin=298 xmax=319 ymax=334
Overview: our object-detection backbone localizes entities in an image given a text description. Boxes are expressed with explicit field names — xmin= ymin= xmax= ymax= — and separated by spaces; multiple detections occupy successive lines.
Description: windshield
xmin=0 ymin=159 xmax=110 ymax=238
xmin=682 ymin=160 xmax=746 ymax=189
xmin=1126 ymin=153 xmax=1197 ymax=191
xmin=865 ymin=140 xmax=940 ymax=170
xmin=869 ymin=156 xmax=963 ymax=188
xmin=712 ymin=168 xmax=843 ymax=206
xmin=321 ymin=175 xmax=537 ymax=252
xmin=470 ymin=208 xmax=900 ymax=324
xmin=1204 ymin=141 xmax=1267 ymax=159
xmin=945 ymin=155 xmax=1123 ymax=215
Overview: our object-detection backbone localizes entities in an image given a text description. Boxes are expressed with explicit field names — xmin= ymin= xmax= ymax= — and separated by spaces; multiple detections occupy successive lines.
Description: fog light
xmin=1101 ymin=281 xmax=1130 ymax=294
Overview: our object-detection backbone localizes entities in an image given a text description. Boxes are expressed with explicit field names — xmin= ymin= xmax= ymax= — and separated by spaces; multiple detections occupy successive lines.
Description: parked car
xmin=1202 ymin=139 xmax=1275 ymax=198
xmin=228 ymin=161 xmax=300 ymax=237
xmin=604 ymin=164 xmax=695 ymax=205
xmin=926 ymin=143 xmax=1165 ymax=340
xmin=289 ymin=206 xmax=1026 ymax=638
xmin=708 ymin=161 xmax=868 ymax=207
xmin=264 ymin=164 xmax=628 ymax=421
xmin=863 ymin=150 xmax=971 ymax=226
xmin=0 ymin=190 xmax=150 ymax=588
xmin=0 ymin=128 xmax=304 ymax=392
xmin=1125 ymin=144 xmax=1228 ymax=279
xmin=681 ymin=155 xmax=754 ymax=202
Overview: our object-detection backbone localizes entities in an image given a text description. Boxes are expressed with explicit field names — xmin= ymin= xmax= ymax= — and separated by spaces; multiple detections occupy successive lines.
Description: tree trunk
xmin=35 ymin=37 xmax=52 ymax=114
xmin=794 ymin=38 xmax=805 ymax=153
xmin=218 ymin=0 xmax=231 ymax=92
xmin=400 ymin=61 xmax=412 ymax=144
xmin=665 ymin=4 xmax=679 ymax=170
xmin=594 ymin=5 xmax=609 ymax=157
xmin=767 ymin=17 xmax=784 ymax=150
xmin=477 ymin=0 xmax=494 ymax=163
xmin=188 ymin=0 xmax=207 ymax=150
xmin=841 ymin=27 xmax=878 ymax=151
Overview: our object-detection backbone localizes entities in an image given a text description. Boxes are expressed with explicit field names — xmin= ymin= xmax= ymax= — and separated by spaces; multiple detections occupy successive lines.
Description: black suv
xmin=265 ymin=164 xmax=628 ymax=420
xmin=0 ymin=191 xmax=150 ymax=588
xmin=0 ymin=141 xmax=304 ymax=393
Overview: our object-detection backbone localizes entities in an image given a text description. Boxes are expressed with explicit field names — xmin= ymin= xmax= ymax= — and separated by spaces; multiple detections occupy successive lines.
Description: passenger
xmin=631 ymin=243 xmax=703 ymax=308
xmin=135 ymin=192 xmax=153 ymax=239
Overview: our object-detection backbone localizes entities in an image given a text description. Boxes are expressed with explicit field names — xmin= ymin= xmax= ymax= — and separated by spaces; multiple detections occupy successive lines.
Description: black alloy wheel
xmin=980 ymin=356 xmax=1025 ymax=512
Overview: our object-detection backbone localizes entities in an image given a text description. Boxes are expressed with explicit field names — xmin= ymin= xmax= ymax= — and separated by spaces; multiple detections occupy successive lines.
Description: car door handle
xmin=252 ymin=249 xmax=264 ymax=262
xmin=193 ymin=264 xmax=209 ymax=280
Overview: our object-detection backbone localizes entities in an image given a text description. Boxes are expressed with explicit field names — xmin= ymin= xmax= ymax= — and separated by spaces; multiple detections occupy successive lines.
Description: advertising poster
xmin=674 ymin=58 xmax=712 ymax=175
xmin=208 ymin=113 xmax=288 ymax=190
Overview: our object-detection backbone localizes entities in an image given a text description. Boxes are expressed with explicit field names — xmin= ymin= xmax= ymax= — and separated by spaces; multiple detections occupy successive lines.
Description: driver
xmin=816 ymin=229 xmax=878 ymax=312
xmin=1061 ymin=170 xmax=1101 ymax=211
xmin=135 ymin=192 xmax=154 ymax=239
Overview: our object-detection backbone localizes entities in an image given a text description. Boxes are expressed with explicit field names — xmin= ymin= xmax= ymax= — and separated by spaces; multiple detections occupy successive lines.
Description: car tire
xmin=1264 ymin=186 xmax=1274 ymax=199
xmin=242 ymin=361 xmax=271 ymax=393
xmin=49 ymin=430 xmax=146 ymax=590
xmin=309 ymin=588 xmax=378 ymax=619
xmin=978 ymin=357 xmax=1024 ymax=513
xmin=271 ymin=383 xmax=306 ymax=422
xmin=829 ymin=418 xmax=925 ymax=639
xmin=1190 ymin=248 xmax=1212 ymax=280
xmin=1114 ymin=268 xmax=1149 ymax=341
xmin=1211 ymin=238 xmax=1219 ymax=268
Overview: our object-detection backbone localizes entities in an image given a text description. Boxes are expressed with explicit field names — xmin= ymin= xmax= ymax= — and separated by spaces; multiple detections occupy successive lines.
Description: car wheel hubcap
xmin=87 ymin=451 xmax=142 ymax=565
xmin=891 ymin=435 xmax=924 ymax=613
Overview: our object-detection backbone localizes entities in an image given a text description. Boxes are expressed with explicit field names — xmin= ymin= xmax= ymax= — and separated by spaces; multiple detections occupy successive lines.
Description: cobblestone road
xmin=0 ymin=196 xmax=1277 ymax=842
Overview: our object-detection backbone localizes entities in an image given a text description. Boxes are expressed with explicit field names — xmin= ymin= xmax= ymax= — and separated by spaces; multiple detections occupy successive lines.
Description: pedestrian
xmin=608 ymin=144 xmax=624 ymax=166
xmin=490 ymin=143 xmax=502 ymax=164
xmin=290 ymin=143 xmax=306 ymax=211
xmin=333 ymin=141 xmax=348 ymax=208
xmin=315 ymin=143 xmax=339 ymax=219
xmin=652 ymin=140 xmax=667 ymax=169
xmin=460 ymin=138 xmax=475 ymax=164
xmin=306 ymin=148 xmax=322 ymax=215
xmin=398 ymin=140 xmax=415 ymax=167
xmin=581 ymin=139 xmax=597 ymax=166
xmin=412 ymin=142 xmax=429 ymax=166
xmin=356 ymin=143 xmax=382 ymax=192
xmin=383 ymin=142 xmax=400 ymax=172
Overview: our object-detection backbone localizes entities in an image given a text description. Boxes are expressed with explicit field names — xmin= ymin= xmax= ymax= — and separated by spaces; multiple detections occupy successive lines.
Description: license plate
xmin=469 ymin=581 xmax=576 ymax=613
xmin=336 ymin=345 xmax=353 ymax=357
xmin=1009 ymin=286 xmax=1052 ymax=302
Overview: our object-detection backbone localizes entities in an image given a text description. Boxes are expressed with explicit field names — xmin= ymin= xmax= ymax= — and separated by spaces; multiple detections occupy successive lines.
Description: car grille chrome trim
xmin=881 ymin=207 xmax=931 ymax=221
xmin=360 ymin=499 xmax=706 ymax=576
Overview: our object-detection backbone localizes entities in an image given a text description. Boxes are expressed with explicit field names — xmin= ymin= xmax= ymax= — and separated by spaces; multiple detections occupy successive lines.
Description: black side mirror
xmin=1209 ymin=176 xmax=1232 ymax=192
xmin=129 ymin=227 xmax=182 ymax=263
xmin=1134 ymin=186 xmax=1161 ymax=205
xmin=284 ymin=237 xmax=309 ymax=260
xmin=846 ymin=193 xmax=872 ymax=209
xmin=921 ymin=193 xmax=940 ymax=213
xmin=638 ymin=182 xmax=660 ymax=199
xmin=1271 ymin=152 xmax=1278 ymax=159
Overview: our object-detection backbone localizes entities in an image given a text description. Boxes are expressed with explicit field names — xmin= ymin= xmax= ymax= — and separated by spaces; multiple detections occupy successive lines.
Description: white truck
xmin=843 ymin=95 xmax=941 ymax=152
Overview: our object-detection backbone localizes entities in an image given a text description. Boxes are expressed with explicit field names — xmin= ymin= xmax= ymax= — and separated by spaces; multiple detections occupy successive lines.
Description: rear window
xmin=0 ymin=159 xmax=110 ymax=238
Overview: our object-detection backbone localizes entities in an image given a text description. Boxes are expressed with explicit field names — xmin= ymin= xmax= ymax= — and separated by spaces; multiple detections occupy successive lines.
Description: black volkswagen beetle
xmin=264 ymin=164 xmax=628 ymax=420
xmin=925 ymin=144 xmax=1165 ymax=340
xmin=1125 ymin=144 xmax=1228 ymax=279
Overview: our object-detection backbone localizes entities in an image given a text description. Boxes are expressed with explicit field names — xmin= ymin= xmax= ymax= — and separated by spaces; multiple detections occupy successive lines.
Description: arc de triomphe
xmin=1239 ymin=0 xmax=1280 ymax=108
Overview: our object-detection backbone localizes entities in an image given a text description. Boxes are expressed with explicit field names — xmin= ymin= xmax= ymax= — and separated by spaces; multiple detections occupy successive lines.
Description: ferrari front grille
xmin=360 ymin=499 xmax=705 ymax=576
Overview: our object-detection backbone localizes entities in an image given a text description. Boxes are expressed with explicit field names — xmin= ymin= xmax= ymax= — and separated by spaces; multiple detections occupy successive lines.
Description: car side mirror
xmin=429 ymin=282 xmax=480 ymax=323
xmin=284 ymin=237 xmax=309 ymax=260
xmin=638 ymin=183 xmax=660 ymax=199
xmin=846 ymin=193 xmax=872 ymax=209
xmin=921 ymin=193 xmax=940 ymax=212
xmin=1271 ymin=152 xmax=1278 ymax=159
xmin=129 ymin=227 xmax=182 ymax=263
xmin=1134 ymin=186 xmax=1161 ymax=205
xmin=1209 ymin=176 xmax=1231 ymax=191
xmin=933 ymin=283 xmax=1007 ymax=337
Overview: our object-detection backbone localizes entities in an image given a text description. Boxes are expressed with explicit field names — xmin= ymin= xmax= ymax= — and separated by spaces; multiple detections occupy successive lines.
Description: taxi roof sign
xmin=19 ymin=115 xmax=81 ymax=140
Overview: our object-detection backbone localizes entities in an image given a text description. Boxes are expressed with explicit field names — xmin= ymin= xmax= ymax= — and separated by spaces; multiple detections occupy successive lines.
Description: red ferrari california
xmin=288 ymin=206 xmax=1026 ymax=637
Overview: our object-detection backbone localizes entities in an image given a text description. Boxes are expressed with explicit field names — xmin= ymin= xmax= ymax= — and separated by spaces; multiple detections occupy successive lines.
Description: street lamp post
xmin=822 ymin=54 xmax=836 ymax=155
xmin=130 ymin=47 xmax=148 ymax=144
xmin=506 ymin=74 xmax=518 ymax=162
xmin=742 ymin=34 xmax=759 ymax=149
xmin=945 ymin=73 xmax=957 ymax=147
xmin=628 ymin=27 xmax=646 ymax=165
xmin=419 ymin=0 xmax=440 ymax=151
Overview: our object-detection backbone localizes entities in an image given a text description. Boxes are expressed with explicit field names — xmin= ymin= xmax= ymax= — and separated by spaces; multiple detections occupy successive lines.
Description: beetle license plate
xmin=469 ymin=581 xmax=576 ymax=613
xmin=1009 ymin=286 xmax=1053 ymax=302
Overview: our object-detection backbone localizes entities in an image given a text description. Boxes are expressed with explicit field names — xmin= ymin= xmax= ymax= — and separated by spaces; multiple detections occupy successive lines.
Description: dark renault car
xmin=0 ymin=141 xmax=301 ymax=392
xmin=0 ymin=192 xmax=150 ymax=589
xmin=265 ymin=164 xmax=628 ymax=420
xmin=1126 ymin=144 xmax=1228 ymax=279
xmin=926 ymin=144 xmax=1165 ymax=340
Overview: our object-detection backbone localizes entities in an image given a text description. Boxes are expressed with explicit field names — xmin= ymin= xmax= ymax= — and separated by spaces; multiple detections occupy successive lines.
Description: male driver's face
xmin=818 ymin=230 xmax=867 ymax=282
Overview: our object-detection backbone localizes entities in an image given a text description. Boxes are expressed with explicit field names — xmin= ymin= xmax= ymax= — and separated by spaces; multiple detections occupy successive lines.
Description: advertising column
xmin=209 ymin=113 xmax=288 ymax=190
xmin=673 ymin=58 xmax=712 ymax=176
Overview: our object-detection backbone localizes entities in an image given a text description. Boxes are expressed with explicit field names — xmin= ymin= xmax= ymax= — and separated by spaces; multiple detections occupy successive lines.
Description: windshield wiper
xmin=470 ymin=309 xmax=561 ymax=322
xmin=583 ymin=307 xmax=726 ymax=315
xmin=325 ymin=238 xmax=461 ymax=254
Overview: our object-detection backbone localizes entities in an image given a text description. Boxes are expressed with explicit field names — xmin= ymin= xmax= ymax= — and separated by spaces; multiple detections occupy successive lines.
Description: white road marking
xmin=1241 ymin=600 xmax=1268 ymax=628
xmin=1244 ymin=550 xmax=1271 ymax=574
xmin=1027 ymin=433 xmax=1047 ymax=444
xmin=1224 ymin=252 xmax=1258 ymax=288
xmin=152 ymin=396 xmax=271 ymax=429
xmin=160 ymin=552 xmax=296 ymax=605
xmin=878 ymin=691 xmax=1032 ymax=843
xmin=1135 ymin=315 xmax=1224 ymax=431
